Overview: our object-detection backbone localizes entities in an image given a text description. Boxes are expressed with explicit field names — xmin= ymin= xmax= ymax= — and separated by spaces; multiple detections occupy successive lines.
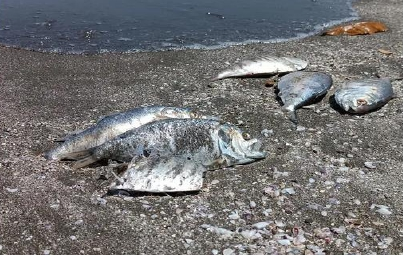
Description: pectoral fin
xmin=109 ymin=156 xmax=206 ymax=193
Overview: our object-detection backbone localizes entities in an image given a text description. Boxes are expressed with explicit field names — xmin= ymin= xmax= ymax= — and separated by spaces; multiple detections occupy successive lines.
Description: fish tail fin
xmin=72 ymin=154 xmax=98 ymax=169
xmin=288 ymin=111 xmax=299 ymax=126
xmin=282 ymin=106 xmax=299 ymax=125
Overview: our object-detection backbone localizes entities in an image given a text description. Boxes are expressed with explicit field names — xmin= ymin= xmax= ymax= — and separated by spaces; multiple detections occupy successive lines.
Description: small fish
xmin=45 ymin=106 xmax=212 ymax=160
xmin=322 ymin=21 xmax=388 ymax=36
xmin=104 ymin=119 xmax=266 ymax=192
xmin=278 ymin=71 xmax=333 ymax=124
xmin=334 ymin=78 xmax=394 ymax=113
xmin=211 ymin=56 xmax=308 ymax=81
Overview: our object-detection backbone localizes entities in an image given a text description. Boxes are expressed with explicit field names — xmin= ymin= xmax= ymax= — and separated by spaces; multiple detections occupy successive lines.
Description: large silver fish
xmin=334 ymin=78 xmax=394 ymax=113
xmin=211 ymin=56 xmax=308 ymax=81
xmin=45 ymin=106 xmax=211 ymax=160
xmin=70 ymin=119 xmax=266 ymax=192
xmin=278 ymin=71 xmax=333 ymax=123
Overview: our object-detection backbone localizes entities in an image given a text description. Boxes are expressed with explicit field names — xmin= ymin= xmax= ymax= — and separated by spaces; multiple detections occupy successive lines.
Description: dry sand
xmin=0 ymin=0 xmax=402 ymax=254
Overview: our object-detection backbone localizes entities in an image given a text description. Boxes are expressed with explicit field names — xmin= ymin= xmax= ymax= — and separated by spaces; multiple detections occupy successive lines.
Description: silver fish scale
xmin=91 ymin=119 xmax=223 ymax=163
xmin=334 ymin=78 xmax=394 ymax=113
xmin=278 ymin=71 xmax=333 ymax=111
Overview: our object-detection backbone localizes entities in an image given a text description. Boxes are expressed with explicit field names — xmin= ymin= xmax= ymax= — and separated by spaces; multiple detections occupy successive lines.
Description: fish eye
xmin=242 ymin=132 xmax=251 ymax=140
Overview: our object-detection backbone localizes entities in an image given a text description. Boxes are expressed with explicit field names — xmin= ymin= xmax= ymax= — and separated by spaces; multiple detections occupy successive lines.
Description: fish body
xmin=334 ymin=78 xmax=394 ymax=113
xmin=278 ymin=71 xmax=333 ymax=123
xmin=45 ymin=106 xmax=208 ymax=160
xmin=211 ymin=56 xmax=308 ymax=81
xmin=323 ymin=21 xmax=388 ymax=36
xmin=72 ymin=119 xmax=266 ymax=192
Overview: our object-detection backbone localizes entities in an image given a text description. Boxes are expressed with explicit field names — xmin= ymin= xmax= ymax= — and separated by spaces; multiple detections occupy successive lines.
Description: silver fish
xmin=278 ymin=71 xmax=333 ymax=123
xmin=45 ymin=106 xmax=212 ymax=160
xmin=334 ymin=78 xmax=394 ymax=113
xmin=71 ymin=119 xmax=266 ymax=192
xmin=211 ymin=56 xmax=308 ymax=81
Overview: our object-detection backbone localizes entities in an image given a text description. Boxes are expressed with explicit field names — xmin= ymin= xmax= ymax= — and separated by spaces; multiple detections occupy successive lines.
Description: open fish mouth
xmin=218 ymin=125 xmax=267 ymax=164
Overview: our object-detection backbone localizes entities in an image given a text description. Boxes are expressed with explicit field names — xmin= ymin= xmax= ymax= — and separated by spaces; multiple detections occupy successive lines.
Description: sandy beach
xmin=1 ymin=0 xmax=402 ymax=254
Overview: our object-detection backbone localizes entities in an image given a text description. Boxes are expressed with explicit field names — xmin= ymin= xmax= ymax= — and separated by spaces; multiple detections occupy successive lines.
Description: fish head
xmin=217 ymin=124 xmax=267 ymax=165
xmin=283 ymin=57 xmax=309 ymax=71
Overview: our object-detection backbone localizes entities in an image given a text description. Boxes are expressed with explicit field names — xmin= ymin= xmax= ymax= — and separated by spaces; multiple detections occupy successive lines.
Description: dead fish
xmin=322 ymin=21 xmax=388 ymax=36
xmin=102 ymin=119 xmax=266 ymax=193
xmin=278 ymin=71 xmax=333 ymax=124
xmin=334 ymin=78 xmax=394 ymax=113
xmin=67 ymin=118 xmax=266 ymax=182
xmin=45 ymin=106 xmax=212 ymax=160
xmin=211 ymin=56 xmax=308 ymax=81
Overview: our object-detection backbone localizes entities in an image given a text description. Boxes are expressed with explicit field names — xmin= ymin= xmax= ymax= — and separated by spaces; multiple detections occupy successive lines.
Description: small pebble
xmin=321 ymin=211 xmax=328 ymax=216
xmin=277 ymin=239 xmax=291 ymax=246
xmin=5 ymin=188 xmax=18 ymax=193
xmin=249 ymin=201 xmax=256 ymax=208
xmin=212 ymin=249 xmax=219 ymax=255
xmin=43 ymin=250 xmax=51 ymax=255
xmin=252 ymin=222 xmax=270 ymax=230
xmin=261 ymin=129 xmax=274 ymax=137
xmin=70 ymin=236 xmax=77 ymax=241
xmin=296 ymin=126 xmax=306 ymax=132
xmin=364 ymin=162 xmax=376 ymax=169
xmin=223 ymin=248 xmax=235 ymax=255
xmin=211 ymin=180 xmax=219 ymax=185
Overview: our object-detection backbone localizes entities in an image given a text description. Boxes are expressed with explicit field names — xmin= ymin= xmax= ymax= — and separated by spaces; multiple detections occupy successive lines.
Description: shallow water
xmin=0 ymin=0 xmax=357 ymax=54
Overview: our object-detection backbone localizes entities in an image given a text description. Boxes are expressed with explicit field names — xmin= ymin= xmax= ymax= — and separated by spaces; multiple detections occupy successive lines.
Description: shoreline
xmin=1 ymin=0 xmax=402 ymax=254
xmin=0 ymin=1 xmax=359 ymax=55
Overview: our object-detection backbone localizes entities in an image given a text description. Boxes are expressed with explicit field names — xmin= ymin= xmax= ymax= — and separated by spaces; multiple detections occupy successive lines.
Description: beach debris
xmin=371 ymin=204 xmax=392 ymax=215
xmin=277 ymin=71 xmax=333 ymax=124
xmin=200 ymin=224 xmax=235 ymax=238
xmin=378 ymin=49 xmax=393 ymax=55
xmin=211 ymin=56 xmax=308 ymax=81
xmin=334 ymin=78 xmax=394 ymax=113
xmin=322 ymin=21 xmax=388 ymax=36
xmin=45 ymin=105 xmax=213 ymax=160
xmin=68 ymin=119 xmax=266 ymax=192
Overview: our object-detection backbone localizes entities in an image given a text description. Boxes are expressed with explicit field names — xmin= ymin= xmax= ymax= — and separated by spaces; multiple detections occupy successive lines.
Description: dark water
xmin=0 ymin=0 xmax=357 ymax=54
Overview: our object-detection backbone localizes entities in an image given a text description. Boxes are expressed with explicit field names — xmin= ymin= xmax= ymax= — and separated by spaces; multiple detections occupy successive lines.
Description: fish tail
xmin=289 ymin=111 xmax=299 ymax=125
xmin=72 ymin=154 xmax=98 ymax=169
xmin=282 ymin=106 xmax=298 ymax=125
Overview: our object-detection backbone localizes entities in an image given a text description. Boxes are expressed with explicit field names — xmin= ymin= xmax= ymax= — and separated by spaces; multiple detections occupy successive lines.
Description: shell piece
xmin=211 ymin=56 xmax=308 ymax=81
xmin=277 ymin=71 xmax=333 ymax=123
xmin=323 ymin=21 xmax=388 ymax=36
xmin=45 ymin=105 xmax=214 ymax=160
xmin=334 ymin=78 xmax=394 ymax=113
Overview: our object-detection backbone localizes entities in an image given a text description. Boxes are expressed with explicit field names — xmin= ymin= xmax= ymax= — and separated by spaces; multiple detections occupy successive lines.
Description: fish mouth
xmin=218 ymin=125 xmax=267 ymax=165
xmin=240 ymin=138 xmax=267 ymax=159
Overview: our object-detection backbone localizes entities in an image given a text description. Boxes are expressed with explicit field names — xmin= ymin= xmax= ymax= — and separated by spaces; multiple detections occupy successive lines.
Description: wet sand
xmin=0 ymin=0 xmax=402 ymax=253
